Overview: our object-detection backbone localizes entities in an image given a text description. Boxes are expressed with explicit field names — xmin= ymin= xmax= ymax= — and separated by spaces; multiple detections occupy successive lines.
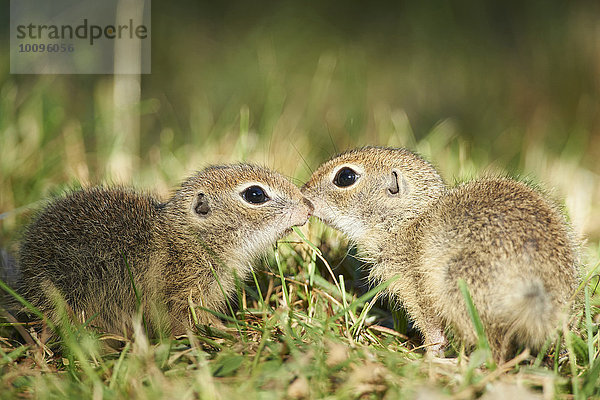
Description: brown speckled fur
xmin=16 ymin=164 xmax=312 ymax=338
xmin=302 ymin=147 xmax=580 ymax=360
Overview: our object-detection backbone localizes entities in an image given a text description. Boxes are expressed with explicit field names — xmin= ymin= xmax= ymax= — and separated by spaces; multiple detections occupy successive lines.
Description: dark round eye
xmin=242 ymin=185 xmax=270 ymax=204
xmin=333 ymin=167 xmax=359 ymax=188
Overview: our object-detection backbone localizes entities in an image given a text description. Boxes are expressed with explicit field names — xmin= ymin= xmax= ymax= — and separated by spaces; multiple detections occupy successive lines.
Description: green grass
xmin=1 ymin=235 xmax=599 ymax=399
xmin=2 ymin=2 xmax=600 ymax=397
xmin=2 ymin=95 xmax=600 ymax=400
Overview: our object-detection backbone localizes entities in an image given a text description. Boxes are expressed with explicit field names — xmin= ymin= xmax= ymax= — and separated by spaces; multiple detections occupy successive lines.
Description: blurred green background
xmin=1 ymin=0 xmax=600 ymax=245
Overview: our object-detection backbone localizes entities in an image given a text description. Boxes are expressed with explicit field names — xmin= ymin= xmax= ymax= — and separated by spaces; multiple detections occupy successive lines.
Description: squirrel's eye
xmin=242 ymin=185 xmax=270 ymax=204
xmin=333 ymin=167 xmax=359 ymax=188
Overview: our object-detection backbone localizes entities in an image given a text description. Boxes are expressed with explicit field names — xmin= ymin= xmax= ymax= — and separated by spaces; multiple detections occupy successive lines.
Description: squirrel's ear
xmin=194 ymin=193 xmax=211 ymax=216
xmin=388 ymin=169 xmax=409 ymax=196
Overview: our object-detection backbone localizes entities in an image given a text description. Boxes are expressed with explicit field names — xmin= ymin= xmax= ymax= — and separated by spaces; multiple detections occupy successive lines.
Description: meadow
xmin=1 ymin=1 xmax=600 ymax=398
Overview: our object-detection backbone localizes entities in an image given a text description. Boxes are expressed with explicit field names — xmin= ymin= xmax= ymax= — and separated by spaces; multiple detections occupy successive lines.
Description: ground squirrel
xmin=302 ymin=146 xmax=580 ymax=360
xmin=11 ymin=164 xmax=313 ymax=338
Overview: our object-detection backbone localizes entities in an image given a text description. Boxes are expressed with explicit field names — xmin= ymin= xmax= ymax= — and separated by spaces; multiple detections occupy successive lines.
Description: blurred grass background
xmin=1 ymin=0 xmax=600 ymax=243
xmin=2 ymin=2 xmax=600 ymax=397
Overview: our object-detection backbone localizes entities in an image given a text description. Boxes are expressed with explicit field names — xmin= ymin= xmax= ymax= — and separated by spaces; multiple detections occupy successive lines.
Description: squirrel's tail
xmin=499 ymin=277 xmax=558 ymax=352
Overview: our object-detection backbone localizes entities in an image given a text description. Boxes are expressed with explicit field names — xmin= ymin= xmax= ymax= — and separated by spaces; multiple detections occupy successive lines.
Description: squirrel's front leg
xmin=419 ymin=317 xmax=448 ymax=358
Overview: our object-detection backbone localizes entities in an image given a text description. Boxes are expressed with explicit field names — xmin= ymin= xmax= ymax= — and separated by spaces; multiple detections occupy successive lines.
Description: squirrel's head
xmin=302 ymin=147 xmax=445 ymax=243
xmin=165 ymin=164 xmax=312 ymax=264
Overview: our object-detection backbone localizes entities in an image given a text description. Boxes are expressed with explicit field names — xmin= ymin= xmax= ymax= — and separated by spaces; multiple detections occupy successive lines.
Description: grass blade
xmin=122 ymin=253 xmax=148 ymax=338
xmin=109 ymin=342 xmax=130 ymax=390
xmin=0 ymin=278 xmax=53 ymax=329
xmin=274 ymin=248 xmax=290 ymax=309
xmin=457 ymin=279 xmax=492 ymax=364
xmin=584 ymin=284 xmax=595 ymax=367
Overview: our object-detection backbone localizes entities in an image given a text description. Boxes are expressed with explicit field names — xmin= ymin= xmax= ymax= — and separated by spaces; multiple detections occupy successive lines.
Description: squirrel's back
xmin=16 ymin=187 xmax=163 ymax=334
xmin=417 ymin=178 xmax=578 ymax=356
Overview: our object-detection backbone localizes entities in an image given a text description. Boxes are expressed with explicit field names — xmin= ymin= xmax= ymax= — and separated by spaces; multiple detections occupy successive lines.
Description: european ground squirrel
xmin=11 ymin=164 xmax=313 ymax=338
xmin=302 ymin=146 xmax=579 ymax=360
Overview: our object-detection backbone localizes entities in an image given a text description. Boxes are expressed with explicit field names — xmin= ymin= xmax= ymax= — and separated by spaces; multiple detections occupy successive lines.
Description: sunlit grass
xmin=2 ymin=2 xmax=600 ymax=396
xmin=1 ymin=227 xmax=599 ymax=398
xmin=1 ymin=79 xmax=600 ymax=397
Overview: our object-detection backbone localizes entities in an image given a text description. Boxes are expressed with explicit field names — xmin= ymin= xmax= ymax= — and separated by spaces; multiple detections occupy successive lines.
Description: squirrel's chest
xmin=369 ymin=240 xmax=421 ymax=290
